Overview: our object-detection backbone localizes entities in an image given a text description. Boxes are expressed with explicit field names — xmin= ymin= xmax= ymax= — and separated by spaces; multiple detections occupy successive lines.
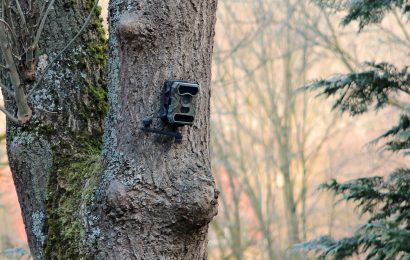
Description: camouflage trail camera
xmin=141 ymin=80 xmax=200 ymax=143
xmin=159 ymin=81 xmax=200 ymax=125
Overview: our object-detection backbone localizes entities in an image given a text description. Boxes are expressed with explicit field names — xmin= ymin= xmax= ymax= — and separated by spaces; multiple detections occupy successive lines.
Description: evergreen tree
xmin=296 ymin=1 xmax=410 ymax=259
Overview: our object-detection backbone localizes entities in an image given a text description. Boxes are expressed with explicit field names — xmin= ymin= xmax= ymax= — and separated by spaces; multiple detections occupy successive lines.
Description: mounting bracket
xmin=141 ymin=118 xmax=182 ymax=143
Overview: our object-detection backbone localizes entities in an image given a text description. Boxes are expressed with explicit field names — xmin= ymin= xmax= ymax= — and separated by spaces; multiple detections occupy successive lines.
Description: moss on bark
xmin=87 ymin=83 xmax=108 ymax=116
xmin=44 ymin=153 xmax=103 ymax=259
xmin=41 ymin=0 xmax=108 ymax=257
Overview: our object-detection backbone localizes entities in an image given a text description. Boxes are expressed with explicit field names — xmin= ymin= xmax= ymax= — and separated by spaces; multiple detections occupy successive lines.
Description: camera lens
xmin=182 ymin=95 xmax=191 ymax=105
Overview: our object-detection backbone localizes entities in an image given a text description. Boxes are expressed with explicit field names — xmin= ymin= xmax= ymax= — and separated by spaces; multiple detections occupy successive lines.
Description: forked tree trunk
xmin=5 ymin=0 xmax=218 ymax=259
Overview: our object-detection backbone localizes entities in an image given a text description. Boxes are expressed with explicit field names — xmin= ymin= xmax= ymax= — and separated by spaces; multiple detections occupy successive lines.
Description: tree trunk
xmin=4 ymin=0 xmax=218 ymax=259
xmin=5 ymin=0 xmax=107 ymax=258
xmin=92 ymin=1 xmax=218 ymax=258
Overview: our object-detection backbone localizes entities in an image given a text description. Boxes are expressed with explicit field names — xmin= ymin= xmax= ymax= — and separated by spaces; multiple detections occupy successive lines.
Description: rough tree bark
xmin=92 ymin=0 xmax=219 ymax=258
xmin=3 ymin=0 xmax=218 ymax=259
xmin=4 ymin=0 xmax=107 ymax=258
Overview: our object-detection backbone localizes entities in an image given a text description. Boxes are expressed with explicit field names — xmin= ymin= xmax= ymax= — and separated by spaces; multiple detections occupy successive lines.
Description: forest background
xmin=0 ymin=0 xmax=408 ymax=259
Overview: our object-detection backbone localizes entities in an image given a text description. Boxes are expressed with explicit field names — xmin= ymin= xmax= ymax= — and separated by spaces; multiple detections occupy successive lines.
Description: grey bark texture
xmin=4 ymin=0 xmax=106 ymax=258
xmin=92 ymin=0 xmax=219 ymax=258
xmin=4 ymin=0 xmax=218 ymax=259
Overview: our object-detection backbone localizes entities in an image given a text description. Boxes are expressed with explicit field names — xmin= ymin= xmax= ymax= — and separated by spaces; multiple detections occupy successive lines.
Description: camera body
xmin=159 ymin=80 xmax=200 ymax=126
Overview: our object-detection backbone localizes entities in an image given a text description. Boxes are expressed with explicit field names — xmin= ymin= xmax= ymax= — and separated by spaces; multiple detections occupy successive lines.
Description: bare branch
xmin=393 ymin=10 xmax=410 ymax=44
xmin=32 ymin=0 xmax=55 ymax=48
xmin=0 ymin=106 xmax=20 ymax=124
xmin=14 ymin=0 xmax=27 ymax=31
xmin=0 ymin=23 xmax=32 ymax=123
xmin=0 ymin=81 xmax=15 ymax=96
xmin=0 ymin=18 xmax=17 ymax=42
xmin=37 ymin=0 xmax=49 ymax=26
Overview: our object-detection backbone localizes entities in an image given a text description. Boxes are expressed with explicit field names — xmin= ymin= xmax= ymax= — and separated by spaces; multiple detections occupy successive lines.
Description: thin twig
xmin=393 ymin=10 xmax=410 ymax=43
xmin=29 ymin=0 xmax=100 ymax=95
xmin=32 ymin=0 xmax=55 ymax=48
xmin=37 ymin=0 xmax=49 ymax=27
xmin=0 ymin=81 xmax=15 ymax=96
xmin=14 ymin=0 xmax=27 ymax=31
xmin=0 ymin=23 xmax=32 ymax=123
xmin=0 ymin=106 xmax=20 ymax=124
xmin=397 ymin=86 xmax=410 ymax=95
xmin=0 ymin=18 xmax=18 ymax=42
xmin=12 ymin=51 xmax=21 ymax=60
xmin=0 ymin=19 xmax=11 ymax=31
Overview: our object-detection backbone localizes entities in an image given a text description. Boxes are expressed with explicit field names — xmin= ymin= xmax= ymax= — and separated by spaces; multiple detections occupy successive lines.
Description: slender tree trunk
xmin=280 ymin=8 xmax=300 ymax=255
xmin=4 ymin=0 xmax=218 ymax=258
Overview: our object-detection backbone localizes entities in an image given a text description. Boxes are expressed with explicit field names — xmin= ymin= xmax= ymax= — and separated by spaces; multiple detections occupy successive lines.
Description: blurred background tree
xmin=209 ymin=0 xmax=408 ymax=259
xmin=296 ymin=0 xmax=410 ymax=259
